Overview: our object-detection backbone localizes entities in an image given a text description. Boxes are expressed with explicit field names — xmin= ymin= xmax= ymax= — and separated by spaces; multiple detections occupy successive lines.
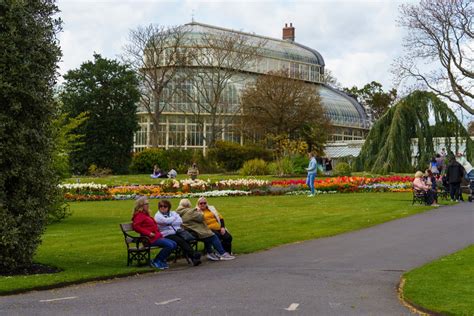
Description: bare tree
xmin=394 ymin=0 xmax=473 ymax=115
xmin=122 ymin=24 xmax=191 ymax=147
xmin=322 ymin=68 xmax=342 ymax=89
xmin=468 ymin=120 xmax=474 ymax=136
xmin=182 ymin=30 xmax=266 ymax=147
xmin=241 ymin=70 xmax=331 ymax=151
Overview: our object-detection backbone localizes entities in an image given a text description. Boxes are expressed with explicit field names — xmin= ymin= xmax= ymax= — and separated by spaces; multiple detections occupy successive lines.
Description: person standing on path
xmin=446 ymin=155 xmax=465 ymax=201
xmin=306 ymin=152 xmax=317 ymax=197
xmin=456 ymin=152 xmax=474 ymax=181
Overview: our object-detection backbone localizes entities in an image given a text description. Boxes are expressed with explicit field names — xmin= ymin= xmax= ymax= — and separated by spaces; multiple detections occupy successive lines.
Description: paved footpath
xmin=1 ymin=203 xmax=472 ymax=316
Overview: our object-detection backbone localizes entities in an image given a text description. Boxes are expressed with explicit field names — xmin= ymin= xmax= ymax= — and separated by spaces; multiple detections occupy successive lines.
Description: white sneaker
xmin=307 ymin=194 xmax=314 ymax=197
xmin=206 ymin=253 xmax=220 ymax=261
xmin=219 ymin=252 xmax=235 ymax=260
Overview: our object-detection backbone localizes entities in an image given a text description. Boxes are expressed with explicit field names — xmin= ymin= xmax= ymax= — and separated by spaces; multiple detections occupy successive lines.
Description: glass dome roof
xmin=183 ymin=22 xmax=325 ymax=66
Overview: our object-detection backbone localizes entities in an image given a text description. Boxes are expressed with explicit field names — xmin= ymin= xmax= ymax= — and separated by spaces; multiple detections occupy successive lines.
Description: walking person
xmin=446 ymin=155 xmax=465 ymax=202
xmin=306 ymin=152 xmax=317 ymax=197
xmin=132 ymin=196 xmax=177 ymax=270
xmin=154 ymin=199 xmax=202 ymax=266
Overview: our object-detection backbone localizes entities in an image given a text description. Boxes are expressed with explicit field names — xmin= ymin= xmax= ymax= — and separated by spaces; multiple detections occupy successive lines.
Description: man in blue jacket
xmin=306 ymin=152 xmax=317 ymax=197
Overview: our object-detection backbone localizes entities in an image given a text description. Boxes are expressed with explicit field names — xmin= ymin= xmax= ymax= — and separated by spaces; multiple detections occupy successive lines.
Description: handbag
xmin=175 ymin=228 xmax=196 ymax=242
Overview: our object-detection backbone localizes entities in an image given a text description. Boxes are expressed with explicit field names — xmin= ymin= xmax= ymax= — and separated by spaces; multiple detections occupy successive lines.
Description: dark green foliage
xmin=291 ymin=155 xmax=309 ymax=175
xmin=60 ymin=54 xmax=140 ymax=174
xmin=208 ymin=141 xmax=273 ymax=171
xmin=0 ymin=0 xmax=62 ymax=272
xmin=355 ymin=91 xmax=473 ymax=174
xmin=344 ymin=81 xmax=397 ymax=121
xmin=334 ymin=162 xmax=352 ymax=176
xmin=130 ymin=148 xmax=195 ymax=174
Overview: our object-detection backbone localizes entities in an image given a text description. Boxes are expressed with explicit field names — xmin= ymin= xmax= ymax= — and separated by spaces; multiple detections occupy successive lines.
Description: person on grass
xmin=154 ymin=199 xmax=201 ymax=266
xmin=197 ymin=197 xmax=233 ymax=254
xmin=132 ymin=196 xmax=177 ymax=270
xmin=413 ymin=171 xmax=438 ymax=206
xmin=176 ymin=199 xmax=235 ymax=261
xmin=306 ymin=152 xmax=317 ymax=197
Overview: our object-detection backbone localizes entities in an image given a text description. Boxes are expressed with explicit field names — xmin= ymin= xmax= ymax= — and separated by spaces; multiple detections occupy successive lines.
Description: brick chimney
xmin=282 ymin=23 xmax=295 ymax=42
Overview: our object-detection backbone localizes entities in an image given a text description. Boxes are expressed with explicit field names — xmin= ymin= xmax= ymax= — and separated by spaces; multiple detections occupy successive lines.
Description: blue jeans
xmin=466 ymin=170 xmax=474 ymax=181
xmin=201 ymin=234 xmax=225 ymax=255
xmin=150 ymin=238 xmax=177 ymax=262
xmin=306 ymin=173 xmax=316 ymax=194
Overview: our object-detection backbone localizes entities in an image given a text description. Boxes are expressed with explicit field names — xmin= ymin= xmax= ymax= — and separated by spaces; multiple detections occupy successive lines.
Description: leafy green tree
xmin=61 ymin=54 xmax=140 ymax=174
xmin=344 ymin=81 xmax=397 ymax=121
xmin=0 ymin=0 xmax=62 ymax=272
xmin=355 ymin=91 xmax=473 ymax=174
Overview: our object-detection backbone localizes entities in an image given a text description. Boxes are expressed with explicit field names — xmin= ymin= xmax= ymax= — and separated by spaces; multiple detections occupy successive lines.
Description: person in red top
xmin=132 ymin=196 xmax=177 ymax=270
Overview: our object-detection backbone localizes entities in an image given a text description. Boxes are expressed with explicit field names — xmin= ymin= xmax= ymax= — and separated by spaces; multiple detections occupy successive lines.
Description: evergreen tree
xmin=0 ymin=0 xmax=62 ymax=272
xmin=61 ymin=54 xmax=140 ymax=174
xmin=355 ymin=91 xmax=473 ymax=174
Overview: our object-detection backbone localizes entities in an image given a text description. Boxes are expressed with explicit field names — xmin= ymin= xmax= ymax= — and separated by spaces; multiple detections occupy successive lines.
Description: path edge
xmin=397 ymin=277 xmax=441 ymax=316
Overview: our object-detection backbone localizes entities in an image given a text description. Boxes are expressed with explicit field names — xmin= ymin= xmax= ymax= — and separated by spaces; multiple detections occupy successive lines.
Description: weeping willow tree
xmin=355 ymin=91 xmax=473 ymax=174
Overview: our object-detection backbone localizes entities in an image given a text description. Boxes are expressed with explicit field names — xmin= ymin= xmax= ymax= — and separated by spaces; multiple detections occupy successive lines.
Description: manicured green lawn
xmin=402 ymin=245 xmax=474 ymax=315
xmin=0 ymin=192 xmax=432 ymax=294
xmin=63 ymin=174 xmax=284 ymax=185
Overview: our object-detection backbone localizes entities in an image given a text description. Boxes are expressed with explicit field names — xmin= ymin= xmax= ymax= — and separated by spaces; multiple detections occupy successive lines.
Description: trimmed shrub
xmin=208 ymin=141 xmax=272 ymax=171
xmin=240 ymin=159 xmax=269 ymax=175
xmin=334 ymin=162 xmax=352 ymax=176
xmin=129 ymin=148 xmax=162 ymax=174
xmin=270 ymin=157 xmax=294 ymax=176
xmin=291 ymin=155 xmax=308 ymax=174
xmin=129 ymin=148 xmax=198 ymax=174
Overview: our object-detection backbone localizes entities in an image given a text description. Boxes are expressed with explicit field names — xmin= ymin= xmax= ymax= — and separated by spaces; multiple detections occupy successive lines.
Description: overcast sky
xmin=56 ymin=0 xmax=473 ymax=124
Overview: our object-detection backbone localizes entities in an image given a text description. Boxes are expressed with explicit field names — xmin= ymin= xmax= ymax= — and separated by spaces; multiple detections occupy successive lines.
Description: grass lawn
xmin=402 ymin=245 xmax=474 ymax=315
xmin=63 ymin=174 xmax=284 ymax=185
xmin=0 ymin=192 xmax=433 ymax=295
xmin=63 ymin=172 xmax=413 ymax=186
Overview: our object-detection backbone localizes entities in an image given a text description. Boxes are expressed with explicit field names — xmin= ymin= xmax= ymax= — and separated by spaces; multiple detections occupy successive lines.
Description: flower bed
xmin=62 ymin=176 xmax=414 ymax=201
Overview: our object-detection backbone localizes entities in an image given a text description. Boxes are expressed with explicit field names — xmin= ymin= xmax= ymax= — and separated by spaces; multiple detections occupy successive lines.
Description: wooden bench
xmin=119 ymin=223 xmax=199 ymax=266
xmin=412 ymin=189 xmax=428 ymax=205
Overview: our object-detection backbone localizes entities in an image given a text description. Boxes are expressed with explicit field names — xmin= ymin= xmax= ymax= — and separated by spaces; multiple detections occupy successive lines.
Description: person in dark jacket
xmin=132 ymin=196 xmax=177 ymax=269
xmin=446 ymin=156 xmax=465 ymax=201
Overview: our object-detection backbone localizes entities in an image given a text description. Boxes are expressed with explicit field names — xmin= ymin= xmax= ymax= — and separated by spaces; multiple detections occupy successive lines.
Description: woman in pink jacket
xmin=132 ymin=196 xmax=177 ymax=270
xmin=413 ymin=171 xmax=438 ymax=206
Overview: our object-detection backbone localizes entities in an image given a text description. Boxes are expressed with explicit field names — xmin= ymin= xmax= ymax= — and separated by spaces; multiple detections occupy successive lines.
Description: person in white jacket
xmin=154 ymin=199 xmax=202 ymax=266
xmin=456 ymin=153 xmax=474 ymax=181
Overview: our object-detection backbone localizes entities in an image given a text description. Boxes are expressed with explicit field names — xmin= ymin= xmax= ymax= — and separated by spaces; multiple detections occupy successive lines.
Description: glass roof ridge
xmin=185 ymin=21 xmax=324 ymax=66
xmin=321 ymin=83 xmax=370 ymax=128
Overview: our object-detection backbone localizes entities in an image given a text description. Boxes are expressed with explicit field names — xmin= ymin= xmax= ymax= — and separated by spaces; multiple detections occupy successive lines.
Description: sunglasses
xmin=199 ymin=202 xmax=207 ymax=205
xmin=158 ymin=205 xmax=168 ymax=208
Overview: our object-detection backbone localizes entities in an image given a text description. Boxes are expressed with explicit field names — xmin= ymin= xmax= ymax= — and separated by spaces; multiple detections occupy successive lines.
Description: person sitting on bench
xmin=413 ymin=171 xmax=438 ymax=206
xmin=176 ymin=199 xmax=235 ymax=261
xmin=132 ymin=196 xmax=177 ymax=270
xmin=154 ymin=199 xmax=201 ymax=266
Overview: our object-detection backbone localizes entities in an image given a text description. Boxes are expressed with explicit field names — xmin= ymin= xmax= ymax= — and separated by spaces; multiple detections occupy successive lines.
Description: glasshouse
xmin=134 ymin=22 xmax=370 ymax=152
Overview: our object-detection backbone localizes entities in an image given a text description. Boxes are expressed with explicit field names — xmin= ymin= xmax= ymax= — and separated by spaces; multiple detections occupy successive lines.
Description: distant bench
xmin=119 ymin=223 xmax=199 ymax=266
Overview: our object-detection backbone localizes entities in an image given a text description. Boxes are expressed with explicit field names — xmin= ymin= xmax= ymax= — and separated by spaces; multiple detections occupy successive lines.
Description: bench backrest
xmin=120 ymin=223 xmax=133 ymax=233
